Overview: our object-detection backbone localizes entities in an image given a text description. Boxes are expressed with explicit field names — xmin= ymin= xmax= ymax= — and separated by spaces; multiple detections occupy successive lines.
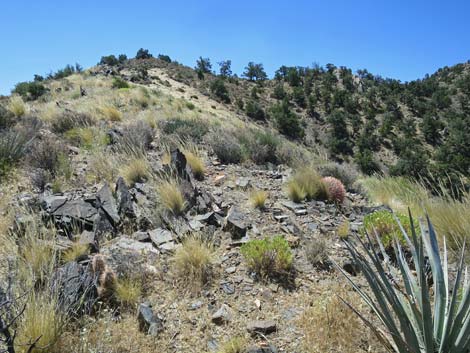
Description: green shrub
xmin=362 ymin=210 xmax=415 ymax=248
xmin=13 ymin=81 xmax=47 ymax=101
xmin=237 ymin=129 xmax=279 ymax=165
xmin=158 ymin=54 xmax=172 ymax=63
xmin=135 ymin=48 xmax=153 ymax=59
xmin=0 ymin=104 xmax=15 ymax=129
xmin=99 ymin=55 xmax=118 ymax=66
xmin=240 ymin=236 xmax=293 ymax=280
xmin=245 ymin=100 xmax=265 ymax=120
xmin=271 ymin=99 xmax=304 ymax=139
xmin=112 ymin=77 xmax=130 ymax=89
xmin=317 ymin=162 xmax=359 ymax=190
xmin=210 ymin=78 xmax=231 ymax=103
xmin=209 ymin=130 xmax=244 ymax=164
xmin=0 ymin=130 xmax=32 ymax=176
xmin=50 ymin=111 xmax=94 ymax=134
xmin=159 ymin=118 xmax=209 ymax=142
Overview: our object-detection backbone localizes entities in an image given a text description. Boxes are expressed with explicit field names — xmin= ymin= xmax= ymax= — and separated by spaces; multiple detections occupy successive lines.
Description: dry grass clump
xmin=131 ymin=87 xmax=153 ymax=108
xmin=16 ymin=292 xmax=65 ymax=353
xmin=336 ymin=219 xmax=350 ymax=239
xmin=361 ymin=176 xmax=427 ymax=213
xmin=250 ymin=189 xmax=268 ymax=209
xmin=287 ymin=168 xmax=328 ymax=203
xmin=100 ymin=106 xmax=122 ymax=121
xmin=115 ymin=276 xmax=142 ymax=310
xmin=50 ymin=111 xmax=95 ymax=134
xmin=172 ymin=235 xmax=213 ymax=293
xmin=305 ymin=238 xmax=329 ymax=268
xmin=8 ymin=95 xmax=26 ymax=117
xmin=182 ymin=147 xmax=205 ymax=180
xmin=120 ymin=158 xmax=150 ymax=185
xmin=87 ymin=151 xmax=120 ymax=184
xmin=218 ymin=337 xmax=247 ymax=353
xmin=18 ymin=223 xmax=57 ymax=285
xmin=362 ymin=175 xmax=470 ymax=251
xmin=157 ymin=179 xmax=185 ymax=215
xmin=62 ymin=242 xmax=89 ymax=263
xmin=298 ymin=284 xmax=385 ymax=353
xmin=58 ymin=314 xmax=156 ymax=353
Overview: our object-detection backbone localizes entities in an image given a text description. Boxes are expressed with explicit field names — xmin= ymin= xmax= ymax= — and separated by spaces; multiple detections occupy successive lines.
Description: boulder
xmin=246 ymin=320 xmax=277 ymax=335
xmin=96 ymin=183 xmax=120 ymax=225
xmin=51 ymin=261 xmax=98 ymax=315
xmin=116 ymin=177 xmax=138 ymax=218
xmin=148 ymin=228 xmax=176 ymax=252
xmin=211 ymin=304 xmax=233 ymax=325
xmin=223 ymin=207 xmax=248 ymax=239
xmin=138 ymin=303 xmax=164 ymax=336
xmin=52 ymin=199 xmax=99 ymax=230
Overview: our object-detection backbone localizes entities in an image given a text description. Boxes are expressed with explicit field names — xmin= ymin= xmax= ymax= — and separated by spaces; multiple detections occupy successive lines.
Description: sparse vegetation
xmin=62 ymin=242 xmax=89 ymax=263
xmin=100 ymin=106 xmax=122 ymax=121
xmin=217 ymin=337 xmax=247 ymax=353
xmin=209 ymin=129 xmax=244 ymax=164
xmin=299 ymin=284 xmax=383 ymax=353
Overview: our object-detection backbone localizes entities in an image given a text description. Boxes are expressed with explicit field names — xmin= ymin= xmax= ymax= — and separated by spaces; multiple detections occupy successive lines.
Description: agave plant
xmin=338 ymin=211 xmax=470 ymax=353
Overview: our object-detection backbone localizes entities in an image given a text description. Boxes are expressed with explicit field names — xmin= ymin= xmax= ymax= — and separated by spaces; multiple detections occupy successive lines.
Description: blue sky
xmin=1 ymin=0 xmax=469 ymax=95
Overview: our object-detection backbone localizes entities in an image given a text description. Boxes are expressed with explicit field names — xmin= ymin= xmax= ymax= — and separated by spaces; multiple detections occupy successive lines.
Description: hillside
xmin=0 ymin=51 xmax=470 ymax=353
xmin=95 ymin=54 xmax=470 ymax=182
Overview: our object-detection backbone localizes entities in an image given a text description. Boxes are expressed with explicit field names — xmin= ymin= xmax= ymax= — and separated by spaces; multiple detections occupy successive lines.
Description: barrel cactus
xmin=321 ymin=176 xmax=346 ymax=204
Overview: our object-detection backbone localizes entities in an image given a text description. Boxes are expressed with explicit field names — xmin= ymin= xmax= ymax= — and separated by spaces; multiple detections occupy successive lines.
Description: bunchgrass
xmin=62 ymin=242 xmax=89 ymax=263
xmin=250 ymin=190 xmax=268 ymax=209
xmin=286 ymin=167 xmax=328 ymax=202
xmin=16 ymin=292 xmax=65 ymax=353
xmin=120 ymin=158 xmax=150 ymax=185
xmin=115 ymin=276 xmax=142 ymax=310
xmin=157 ymin=179 xmax=185 ymax=215
xmin=172 ymin=235 xmax=213 ymax=293
xmin=8 ymin=96 xmax=26 ymax=117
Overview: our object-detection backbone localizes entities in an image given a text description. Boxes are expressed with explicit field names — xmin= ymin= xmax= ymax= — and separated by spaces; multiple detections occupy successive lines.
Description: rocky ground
xmin=4 ymin=143 xmax=378 ymax=353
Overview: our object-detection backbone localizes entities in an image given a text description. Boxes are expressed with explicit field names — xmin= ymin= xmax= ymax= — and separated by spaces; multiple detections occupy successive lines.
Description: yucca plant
xmin=339 ymin=211 xmax=470 ymax=353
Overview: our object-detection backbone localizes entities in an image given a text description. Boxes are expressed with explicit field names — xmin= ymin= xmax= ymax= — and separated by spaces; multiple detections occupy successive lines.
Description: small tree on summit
xmin=196 ymin=57 xmax=212 ymax=74
xmin=136 ymin=48 xmax=153 ymax=59
xmin=195 ymin=57 xmax=212 ymax=79
xmin=243 ymin=62 xmax=267 ymax=82
xmin=218 ymin=60 xmax=232 ymax=78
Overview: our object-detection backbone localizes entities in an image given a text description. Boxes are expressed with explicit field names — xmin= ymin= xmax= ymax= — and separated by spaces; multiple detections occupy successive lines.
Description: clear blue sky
xmin=1 ymin=0 xmax=469 ymax=95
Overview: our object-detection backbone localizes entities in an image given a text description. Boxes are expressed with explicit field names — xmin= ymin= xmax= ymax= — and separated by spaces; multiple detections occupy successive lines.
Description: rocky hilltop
xmin=1 ymin=51 xmax=469 ymax=353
